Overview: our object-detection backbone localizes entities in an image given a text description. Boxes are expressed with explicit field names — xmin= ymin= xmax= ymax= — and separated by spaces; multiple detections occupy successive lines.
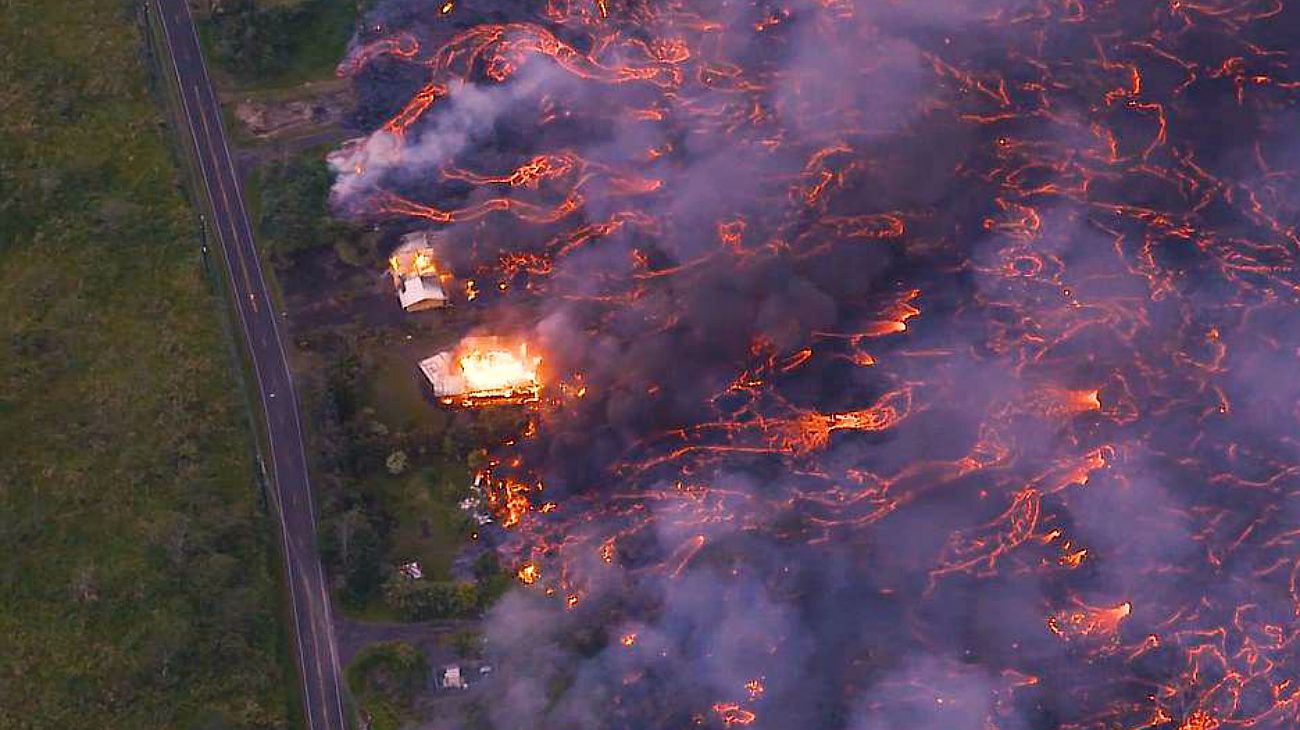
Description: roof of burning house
xmin=418 ymin=336 xmax=541 ymax=407
xmin=396 ymin=274 xmax=447 ymax=311
xmin=389 ymin=231 xmax=448 ymax=311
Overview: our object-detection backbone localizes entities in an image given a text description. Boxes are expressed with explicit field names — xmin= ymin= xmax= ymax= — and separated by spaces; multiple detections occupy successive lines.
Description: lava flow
xmin=332 ymin=0 xmax=1300 ymax=728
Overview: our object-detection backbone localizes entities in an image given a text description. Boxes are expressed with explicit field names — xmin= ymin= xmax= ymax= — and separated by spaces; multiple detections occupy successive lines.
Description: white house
xmin=418 ymin=336 xmax=542 ymax=408
xmin=440 ymin=665 xmax=468 ymax=690
xmin=388 ymin=231 xmax=449 ymax=312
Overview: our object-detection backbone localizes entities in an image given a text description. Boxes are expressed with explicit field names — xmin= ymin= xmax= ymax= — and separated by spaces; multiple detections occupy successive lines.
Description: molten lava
xmin=712 ymin=703 xmax=756 ymax=727
xmin=1047 ymin=600 xmax=1132 ymax=643
xmin=333 ymin=0 xmax=1300 ymax=726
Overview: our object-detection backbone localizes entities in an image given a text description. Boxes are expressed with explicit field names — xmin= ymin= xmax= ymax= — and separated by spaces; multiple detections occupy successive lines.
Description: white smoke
xmin=329 ymin=63 xmax=562 ymax=205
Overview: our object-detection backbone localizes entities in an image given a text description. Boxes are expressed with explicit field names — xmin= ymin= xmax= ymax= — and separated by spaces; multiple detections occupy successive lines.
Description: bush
xmin=384 ymin=579 xmax=480 ymax=621
xmin=257 ymin=156 xmax=350 ymax=260
xmin=471 ymin=552 xmax=513 ymax=610
xmin=206 ymin=0 xmax=355 ymax=83
xmin=208 ymin=0 xmax=294 ymax=78
xmin=449 ymin=629 xmax=483 ymax=659
xmin=346 ymin=641 xmax=429 ymax=729
xmin=318 ymin=508 xmax=387 ymax=607
xmin=346 ymin=641 xmax=429 ymax=700
xmin=385 ymin=450 xmax=409 ymax=475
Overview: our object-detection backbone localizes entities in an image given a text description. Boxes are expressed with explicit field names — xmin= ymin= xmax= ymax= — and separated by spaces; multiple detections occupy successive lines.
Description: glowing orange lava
xmin=1048 ymin=601 xmax=1132 ymax=642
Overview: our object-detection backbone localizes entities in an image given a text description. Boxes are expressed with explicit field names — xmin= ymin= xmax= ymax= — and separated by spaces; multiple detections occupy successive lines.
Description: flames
xmin=420 ymin=337 xmax=542 ymax=408
xmin=478 ymin=468 xmax=538 ymax=529
xmin=334 ymin=0 xmax=1300 ymax=727
xmin=516 ymin=561 xmax=541 ymax=585
xmin=388 ymin=249 xmax=439 ymax=278
xmin=457 ymin=343 xmax=541 ymax=398
xmin=1179 ymin=710 xmax=1220 ymax=730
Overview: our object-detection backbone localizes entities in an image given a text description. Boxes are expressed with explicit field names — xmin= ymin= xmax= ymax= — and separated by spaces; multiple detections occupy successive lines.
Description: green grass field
xmin=0 ymin=1 xmax=292 ymax=727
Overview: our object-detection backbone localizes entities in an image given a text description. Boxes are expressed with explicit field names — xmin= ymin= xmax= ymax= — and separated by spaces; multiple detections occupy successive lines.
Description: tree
xmin=258 ymin=156 xmax=341 ymax=260
xmin=385 ymin=450 xmax=409 ymax=475
xmin=208 ymin=0 xmax=291 ymax=78
xmin=320 ymin=508 xmax=386 ymax=606
xmin=346 ymin=642 xmax=429 ymax=715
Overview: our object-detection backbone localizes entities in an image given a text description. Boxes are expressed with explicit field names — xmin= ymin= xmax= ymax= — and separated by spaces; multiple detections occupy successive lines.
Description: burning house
xmin=388 ymin=231 xmax=448 ymax=312
xmin=418 ymin=336 xmax=541 ymax=408
xmin=329 ymin=0 xmax=1300 ymax=727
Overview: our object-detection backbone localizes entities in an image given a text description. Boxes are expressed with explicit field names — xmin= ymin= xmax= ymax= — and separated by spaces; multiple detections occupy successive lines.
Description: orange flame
xmin=516 ymin=561 xmax=541 ymax=585
xmin=458 ymin=343 xmax=541 ymax=395
xmin=1178 ymin=710 xmax=1219 ymax=730
xmin=481 ymin=472 xmax=536 ymax=528
xmin=389 ymin=249 xmax=440 ymax=278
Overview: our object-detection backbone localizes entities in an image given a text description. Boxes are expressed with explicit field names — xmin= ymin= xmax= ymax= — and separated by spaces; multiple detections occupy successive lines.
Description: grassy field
xmin=0 ymin=1 xmax=291 ymax=727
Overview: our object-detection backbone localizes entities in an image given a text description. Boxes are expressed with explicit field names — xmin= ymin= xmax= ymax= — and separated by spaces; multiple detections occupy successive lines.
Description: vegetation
xmin=303 ymin=328 xmax=463 ymax=609
xmin=0 ymin=1 xmax=290 ymax=727
xmin=447 ymin=628 xmax=484 ymax=659
xmin=345 ymin=642 xmax=429 ymax=730
xmin=253 ymin=153 xmax=372 ymax=264
xmin=461 ymin=701 xmax=495 ymax=730
xmin=293 ymin=323 xmax=519 ymax=618
xmin=381 ymin=553 xmax=512 ymax=621
xmin=384 ymin=580 xmax=480 ymax=620
xmin=202 ymin=0 xmax=360 ymax=87
xmin=240 ymin=96 xmax=515 ymax=631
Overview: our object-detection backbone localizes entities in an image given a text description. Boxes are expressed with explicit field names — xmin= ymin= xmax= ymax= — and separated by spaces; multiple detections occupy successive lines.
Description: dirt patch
xmin=234 ymin=83 xmax=352 ymax=138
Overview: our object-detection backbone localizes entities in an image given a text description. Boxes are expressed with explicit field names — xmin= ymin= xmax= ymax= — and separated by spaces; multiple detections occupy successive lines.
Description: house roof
xmin=397 ymin=274 xmax=447 ymax=310
xmin=417 ymin=337 xmax=542 ymax=407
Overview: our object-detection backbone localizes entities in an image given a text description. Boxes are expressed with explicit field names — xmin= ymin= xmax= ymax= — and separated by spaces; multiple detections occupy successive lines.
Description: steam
xmin=329 ymin=64 xmax=563 ymax=206
xmin=328 ymin=0 xmax=1300 ymax=728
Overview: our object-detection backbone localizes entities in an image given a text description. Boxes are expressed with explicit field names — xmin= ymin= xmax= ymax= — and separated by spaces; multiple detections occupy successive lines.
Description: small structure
xmin=397 ymin=561 xmax=424 ymax=580
xmin=418 ymin=336 xmax=542 ymax=408
xmin=388 ymin=231 xmax=449 ymax=312
xmin=440 ymin=665 xmax=468 ymax=690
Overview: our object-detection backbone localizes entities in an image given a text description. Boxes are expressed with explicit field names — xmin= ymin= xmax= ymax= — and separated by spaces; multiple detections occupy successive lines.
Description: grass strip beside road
xmin=0 ymin=1 xmax=291 ymax=727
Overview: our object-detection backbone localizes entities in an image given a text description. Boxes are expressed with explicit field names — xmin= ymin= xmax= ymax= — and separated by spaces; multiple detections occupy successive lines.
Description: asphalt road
xmin=150 ymin=2 xmax=349 ymax=728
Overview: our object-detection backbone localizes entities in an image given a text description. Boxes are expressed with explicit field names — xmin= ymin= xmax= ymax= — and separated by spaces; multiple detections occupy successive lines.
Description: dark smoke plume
xmin=331 ymin=0 xmax=1300 ymax=728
